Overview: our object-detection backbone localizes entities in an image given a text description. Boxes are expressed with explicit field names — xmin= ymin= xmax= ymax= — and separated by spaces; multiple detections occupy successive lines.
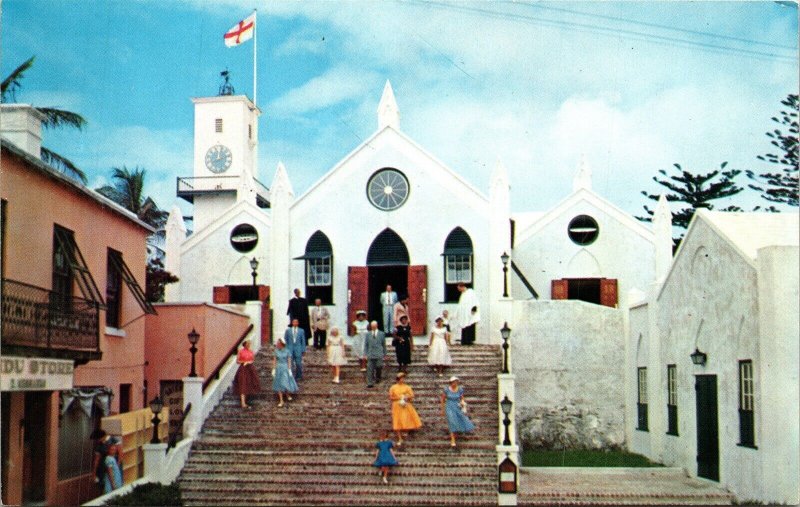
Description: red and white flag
xmin=224 ymin=12 xmax=256 ymax=47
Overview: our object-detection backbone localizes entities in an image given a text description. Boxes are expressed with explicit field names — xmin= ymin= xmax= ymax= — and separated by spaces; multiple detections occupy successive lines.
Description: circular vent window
xmin=568 ymin=215 xmax=599 ymax=245
xmin=367 ymin=168 xmax=409 ymax=211
xmin=230 ymin=223 xmax=258 ymax=252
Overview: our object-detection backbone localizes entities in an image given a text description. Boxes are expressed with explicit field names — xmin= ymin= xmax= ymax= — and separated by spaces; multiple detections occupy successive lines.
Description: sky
xmin=1 ymin=0 xmax=797 ymax=219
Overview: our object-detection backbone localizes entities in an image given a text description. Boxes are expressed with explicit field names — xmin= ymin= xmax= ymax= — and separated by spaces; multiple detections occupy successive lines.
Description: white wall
xmin=288 ymin=129 xmax=493 ymax=340
xmin=512 ymin=196 xmax=655 ymax=306
xmin=512 ymin=300 xmax=625 ymax=449
xmin=180 ymin=206 xmax=271 ymax=302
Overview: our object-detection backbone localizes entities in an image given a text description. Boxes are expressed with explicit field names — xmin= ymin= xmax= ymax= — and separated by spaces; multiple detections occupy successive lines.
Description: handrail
xmin=202 ymin=324 xmax=254 ymax=393
xmin=167 ymin=402 xmax=191 ymax=452
xmin=510 ymin=260 xmax=539 ymax=299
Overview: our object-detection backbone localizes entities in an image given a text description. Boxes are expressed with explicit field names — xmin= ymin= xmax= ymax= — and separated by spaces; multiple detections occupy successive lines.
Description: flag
xmin=224 ymin=12 xmax=255 ymax=47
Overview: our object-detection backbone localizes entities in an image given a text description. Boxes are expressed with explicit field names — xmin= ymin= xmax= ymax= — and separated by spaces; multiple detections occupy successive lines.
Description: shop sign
xmin=0 ymin=356 xmax=74 ymax=391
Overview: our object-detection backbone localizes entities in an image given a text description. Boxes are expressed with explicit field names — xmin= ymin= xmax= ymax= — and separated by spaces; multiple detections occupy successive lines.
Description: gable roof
xmin=291 ymin=125 xmax=489 ymax=211
xmin=657 ymin=209 xmax=799 ymax=300
xmin=515 ymin=187 xmax=655 ymax=245
xmin=181 ymin=199 xmax=270 ymax=254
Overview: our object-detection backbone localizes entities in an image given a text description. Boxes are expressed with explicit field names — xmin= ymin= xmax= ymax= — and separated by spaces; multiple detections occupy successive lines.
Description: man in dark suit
xmin=364 ymin=320 xmax=387 ymax=388
xmin=283 ymin=318 xmax=307 ymax=380
xmin=286 ymin=288 xmax=311 ymax=343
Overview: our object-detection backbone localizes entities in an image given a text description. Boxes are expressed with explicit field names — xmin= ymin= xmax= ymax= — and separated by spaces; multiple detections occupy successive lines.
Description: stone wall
xmin=512 ymin=300 xmax=625 ymax=450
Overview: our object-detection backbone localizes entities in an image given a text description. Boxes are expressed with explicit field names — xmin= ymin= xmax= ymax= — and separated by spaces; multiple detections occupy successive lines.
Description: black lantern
xmin=149 ymin=395 xmax=163 ymax=444
xmin=690 ymin=347 xmax=707 ymax=366
xmin=500 ymin=251 xmax=510 ymax=298
xmin=187 ymin=328 xmax=200 ymax=377
xmin=249 ymin=257 xmax=259 ymax=287
xmin=500 ymin=322 xmax=511 ymax=374
xmin=500 ymin=395 xmax=513 ymax=446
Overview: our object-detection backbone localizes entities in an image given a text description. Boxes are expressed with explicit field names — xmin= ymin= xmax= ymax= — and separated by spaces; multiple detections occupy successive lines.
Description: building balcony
xmin=1 ymin=278 xmax=101 ymax=364
xmin=176 ymin=175 xmax=270 ymax=208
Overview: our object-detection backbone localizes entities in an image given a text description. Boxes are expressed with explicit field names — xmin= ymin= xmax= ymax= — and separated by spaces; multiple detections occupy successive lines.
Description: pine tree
xmin=746 ymin=94 xmax=799 ymax=209
xmin=638 ymin=162 xmax=743 ymax=247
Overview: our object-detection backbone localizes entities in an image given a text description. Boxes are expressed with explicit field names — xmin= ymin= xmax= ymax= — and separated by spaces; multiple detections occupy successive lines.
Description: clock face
xmin=367 ymin=168 xmax=409 ymax=211
xmin=205 ymin=144 xmax=233 ymax=173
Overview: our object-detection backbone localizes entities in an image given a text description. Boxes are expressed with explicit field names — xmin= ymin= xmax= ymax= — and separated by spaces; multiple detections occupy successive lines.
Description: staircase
xmin=179 ymin=343 xmax=502 ymax=506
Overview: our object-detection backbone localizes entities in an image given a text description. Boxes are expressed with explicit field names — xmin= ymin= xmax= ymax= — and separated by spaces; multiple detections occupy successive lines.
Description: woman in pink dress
xmin=235 ymin=339 xmax=261 ymax=409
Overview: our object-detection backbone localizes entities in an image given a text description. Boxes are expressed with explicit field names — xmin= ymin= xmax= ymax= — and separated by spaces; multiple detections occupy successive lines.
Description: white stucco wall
xmin=179 ymin=205 xmax=271 ymax=302
xmin=512 ymin=300 xmax=625 ymax=449
xmin=512 ymin=193 xmax=656 ymax=307
xmin=287 ymin=128 xmax=493 ymax=341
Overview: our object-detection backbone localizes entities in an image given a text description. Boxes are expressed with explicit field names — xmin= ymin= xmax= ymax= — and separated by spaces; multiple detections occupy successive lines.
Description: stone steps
xmin=178 ymin=343 xmax=502 ymax=505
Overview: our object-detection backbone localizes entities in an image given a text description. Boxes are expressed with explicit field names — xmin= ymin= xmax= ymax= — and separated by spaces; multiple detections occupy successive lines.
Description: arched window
xmin=442 ymin=227 xmax=473 ymax=302
xmin=301 ymin=231 xmax=333 ymax=304
xmin=366 ymin=228 xmax=410 ymax=266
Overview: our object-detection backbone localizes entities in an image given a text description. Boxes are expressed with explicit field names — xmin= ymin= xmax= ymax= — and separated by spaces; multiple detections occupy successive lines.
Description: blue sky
xmin=2 ymin=1 xmax=797 ymax=217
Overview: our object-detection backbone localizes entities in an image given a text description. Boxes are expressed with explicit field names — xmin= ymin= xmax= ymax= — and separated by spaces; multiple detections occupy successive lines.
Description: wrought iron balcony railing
xmin=176 ymin=175 xmax=270 ymax=208
xmin=1 ymin=278 xmax=100 ymax=353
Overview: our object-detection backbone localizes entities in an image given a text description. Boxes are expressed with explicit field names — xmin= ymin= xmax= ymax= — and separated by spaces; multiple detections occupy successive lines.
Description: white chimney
xmin=0 ymin=104 xmax=46 ymax=159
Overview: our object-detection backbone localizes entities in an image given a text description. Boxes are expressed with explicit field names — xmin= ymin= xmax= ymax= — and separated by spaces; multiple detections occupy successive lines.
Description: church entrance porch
xmin=348 ymin=265 xmax=427 ymax=337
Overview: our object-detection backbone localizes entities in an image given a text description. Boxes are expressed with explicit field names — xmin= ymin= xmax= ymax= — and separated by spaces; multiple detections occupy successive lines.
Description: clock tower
xmin=178 ymin=94 xmax=268 ymax=230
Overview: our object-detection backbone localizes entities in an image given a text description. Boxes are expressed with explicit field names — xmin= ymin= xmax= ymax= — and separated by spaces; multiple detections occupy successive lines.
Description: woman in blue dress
xmin=103 ymin=439 xmax=123 ymax=493
xmin=441 ymin=376 xmax=475 ymax=448
xmin=272 ymin=339 xmax=298 ymax=407
xmin=373 ymin=430 xmax=399 ymax=484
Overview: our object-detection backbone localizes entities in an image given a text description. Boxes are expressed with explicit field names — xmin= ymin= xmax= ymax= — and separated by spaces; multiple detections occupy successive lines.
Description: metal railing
xmin=1 ymin=278 xmax=100 ymax=352
xmin=202 ymin=324 xmax=254 ymax=393
xmin=176 ymin=176 xmax=269 ymax=199
xmin=167 ymin=402 xmax=192 ymax=452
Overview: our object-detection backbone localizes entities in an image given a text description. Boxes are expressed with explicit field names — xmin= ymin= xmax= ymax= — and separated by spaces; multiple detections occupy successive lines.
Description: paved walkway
xmin=518 ymin=467 xmax=734 ymax=506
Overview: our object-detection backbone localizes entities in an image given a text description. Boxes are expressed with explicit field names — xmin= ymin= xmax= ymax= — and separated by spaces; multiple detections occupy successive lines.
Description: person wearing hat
xmin=441 ymin=376 xmax=475 ymax=448
xmin=392 ymin=314 xmax=413 ymax=372
xmin=351 ymin=310 xmax=369 ymax=372
xmin=427 ymin=315 xmax=453 ymax=377
xmin=389 ymin=371 xmax=422 ymax=446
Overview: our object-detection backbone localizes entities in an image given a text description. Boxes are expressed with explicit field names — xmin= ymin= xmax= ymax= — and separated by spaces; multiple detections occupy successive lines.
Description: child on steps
xmin=373 ymin=430 xmax=398 ymax=484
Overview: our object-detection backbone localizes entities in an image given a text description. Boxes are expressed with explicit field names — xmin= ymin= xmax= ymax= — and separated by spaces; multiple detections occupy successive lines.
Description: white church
xmin=162 ymin=82 xmax=798 ymax=505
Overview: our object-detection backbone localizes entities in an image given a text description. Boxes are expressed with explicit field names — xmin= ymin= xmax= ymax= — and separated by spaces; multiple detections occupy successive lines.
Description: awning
xmin=293 ymin=252 xmax=331 ymax=260
xmin=54 ymin=226 xmax=106 ymax=307
xmin=108 ymin=250 xmax=157 ymax=314
xmin=61 ymin=387 xmax=113 ymax=417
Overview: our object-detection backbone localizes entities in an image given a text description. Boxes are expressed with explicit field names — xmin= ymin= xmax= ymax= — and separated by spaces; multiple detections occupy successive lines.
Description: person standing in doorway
xmin=310 ymin=298 xmax=330 ymax=350
xmin=287 ymin=288 xmax=312 ymax=343
xmin=456 ymin=283 xmax=480 ymax=345
xmin=392 ymin=315 xmax=413 ymax=372
xmin=393 ymin=294 xmax=410 ymax=330
xmin=284 ymin=318 xmax=307 ymax=380
xmin=380 ymin=284 xmax=398 ymax=334
xmin=364 ymin=320 xmax=387 ymax=388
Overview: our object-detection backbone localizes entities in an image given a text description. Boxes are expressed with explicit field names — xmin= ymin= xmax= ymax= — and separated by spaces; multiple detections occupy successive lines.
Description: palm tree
xmin=95 ymin=166 xmax=167 ymax=229
xmin=1 ymin=56 xmax=88 ymax=183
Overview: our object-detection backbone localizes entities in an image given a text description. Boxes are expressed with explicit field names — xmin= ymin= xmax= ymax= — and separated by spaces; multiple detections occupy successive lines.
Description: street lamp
xmin=249 ymin=257 xmax=259 ymax=287
xmin=149 ymin=395 xmax=163 ymax=444
xmin=500 ymin=251 xmax=510 ymax=298
xmin=500 ymin=322 xmax=511 ymax=374
xmin=690 ymin=347 xmax=707 ymax=366
xmin=187 ymin=328 xmax=200 ymax=377
xmin=500 ymin=395 xmax=513 ymax=446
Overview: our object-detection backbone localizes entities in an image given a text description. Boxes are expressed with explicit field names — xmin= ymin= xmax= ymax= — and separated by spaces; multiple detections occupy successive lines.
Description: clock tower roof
xmin=191 ymin=94 xmax=261 ymax=115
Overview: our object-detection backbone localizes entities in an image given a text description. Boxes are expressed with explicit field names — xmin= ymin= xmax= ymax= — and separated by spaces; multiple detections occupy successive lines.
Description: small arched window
xmin=301 ymin=231 xmax=333 ymax=304
xmin=442 ymin=227 xmax=473 ymax=302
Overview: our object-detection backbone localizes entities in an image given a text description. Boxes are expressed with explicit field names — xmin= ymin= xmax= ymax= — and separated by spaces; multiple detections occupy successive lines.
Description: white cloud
xmin=269 ymin=66 xmax=382 ymax=117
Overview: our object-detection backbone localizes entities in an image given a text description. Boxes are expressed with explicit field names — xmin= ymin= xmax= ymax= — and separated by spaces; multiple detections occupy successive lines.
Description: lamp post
xmin=500 ymin=395 xmax=513 ymax=446
xmin=149 ymin=395 xmax=163 ymax=444
xmin=187 ymin=328 xmax=200 ymax=377
xmin=690 ymin=347 xmax=707 ymax=366
xmin=500 ymin=251 xmax=510 ymax=298
xmin=500 ymin=322 xmax=511 ymax=374
xmin=249 ymin=257 xmax=259 ymax=287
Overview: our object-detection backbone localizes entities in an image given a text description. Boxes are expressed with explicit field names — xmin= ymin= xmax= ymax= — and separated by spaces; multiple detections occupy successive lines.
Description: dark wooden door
xmin=407 ymin=265 xmax=427 ymax=336
xmin=347 ymin=267 xmax=368 ymax=336
xmin=600 ymin=278 xmax=618 ymax=308
xmin=551 ymin=279 xmax=568 ymax=300
xmin=695 ymin=375 xmax=719 ymax=481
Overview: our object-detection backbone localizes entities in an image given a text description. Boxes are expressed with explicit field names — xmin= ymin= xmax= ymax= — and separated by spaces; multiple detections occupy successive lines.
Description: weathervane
xmin=218 ymin=69 xmax=235 ymax=96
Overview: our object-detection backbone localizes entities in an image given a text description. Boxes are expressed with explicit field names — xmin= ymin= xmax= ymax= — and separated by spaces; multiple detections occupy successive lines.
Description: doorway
xmin=23 ymin=392 xmax=48 ymax=503
xmin=368 ymin=266 xmax=408 ymax=329
xmin=695 ymin=375 xmax=719 ymax=481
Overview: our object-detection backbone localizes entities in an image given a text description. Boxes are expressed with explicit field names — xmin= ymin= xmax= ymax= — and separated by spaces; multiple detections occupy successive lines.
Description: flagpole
xmin=253 ymin=9 xmax=257 ymax=108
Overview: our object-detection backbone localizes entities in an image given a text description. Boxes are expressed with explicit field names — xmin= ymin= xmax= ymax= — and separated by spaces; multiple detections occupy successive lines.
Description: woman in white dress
xmin=351 ymin=310 xmax=369 ymax=372
xmin=326 ymin=327 xmax=347 ymax=383
xmin=427 ymin=316 xmax=452 ymax=377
